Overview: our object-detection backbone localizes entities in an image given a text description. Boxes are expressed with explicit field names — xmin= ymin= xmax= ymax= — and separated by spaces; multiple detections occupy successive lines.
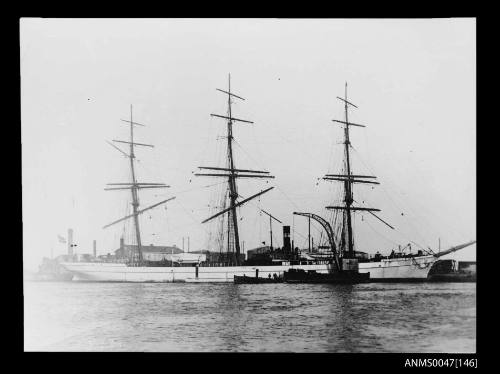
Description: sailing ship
xmin=61 ymin=80 xmax=475 ymax=282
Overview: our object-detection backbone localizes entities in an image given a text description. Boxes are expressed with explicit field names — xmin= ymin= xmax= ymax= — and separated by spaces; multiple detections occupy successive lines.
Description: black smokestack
xmin=283 ymin=226 xmax=291 ymax=252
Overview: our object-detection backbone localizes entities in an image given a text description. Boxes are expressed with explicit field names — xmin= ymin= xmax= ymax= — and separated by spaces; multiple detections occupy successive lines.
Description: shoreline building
xmin=114 ymin=238 xmax=184 ymax=262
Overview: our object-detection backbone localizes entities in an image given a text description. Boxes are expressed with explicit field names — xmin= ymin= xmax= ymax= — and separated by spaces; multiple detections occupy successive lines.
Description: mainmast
xmin=324 ymin=84 xmax=384 ymax=259
xmin=128 ymin=105 xmax=143 ymax=263
xmin=196 ymin=74 xmax=274 ymax=265
xmin=226 ymin=76 xmax=241 ymax=263
xmin=103 ymin=106 xmax=175 ymax=265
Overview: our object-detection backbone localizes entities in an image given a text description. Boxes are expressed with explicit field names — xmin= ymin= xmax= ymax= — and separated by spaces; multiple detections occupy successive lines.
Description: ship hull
xmin=358 ymin=255 xmax=436 ymax=281
xmin=61 ymin=255 xmax=436 ymax=282
xmin=61 ymin=262 xmax=335 ymax=282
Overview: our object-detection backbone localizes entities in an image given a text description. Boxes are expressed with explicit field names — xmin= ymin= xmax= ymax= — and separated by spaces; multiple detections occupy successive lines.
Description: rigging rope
xmin=362 ymin=214 xmax=400 ymax=249
xmin=349 ymin=145 xmax=433 ymax=247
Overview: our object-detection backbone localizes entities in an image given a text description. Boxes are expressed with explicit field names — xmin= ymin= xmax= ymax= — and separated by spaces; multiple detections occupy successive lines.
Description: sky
xmin=21 ymin=18 xmax=476 ymax=271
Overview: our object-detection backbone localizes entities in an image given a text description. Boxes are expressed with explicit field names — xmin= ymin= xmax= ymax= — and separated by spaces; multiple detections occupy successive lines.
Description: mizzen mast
xmin=196 ymin=75 xmax=274 ymax=265
xmin=103 ymin=105 xmax=175 ymax=265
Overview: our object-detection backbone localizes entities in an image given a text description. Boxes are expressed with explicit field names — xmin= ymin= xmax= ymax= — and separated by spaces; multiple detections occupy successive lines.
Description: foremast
xmin=196 ymin=75 xmax=274 ymax=265
xmin=341 ymin=84 xmax=355 ymax=257
xmin=324 ymin=83 xmax=388 ymax=258
xmin=103 ymin=106 xmax=175 ymax=265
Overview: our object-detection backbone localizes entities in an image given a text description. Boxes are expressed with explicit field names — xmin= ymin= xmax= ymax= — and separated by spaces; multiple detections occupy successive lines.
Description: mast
xmin=103 ymin=106 xmax=175 ymax=265
xmin=129 ymin=105 xmax=143 ymax=263
xmin=260 ymin=208 xmax=282 ymax=251
xmin=196 ymin=74 xmax=275 ymax=265
xmin=226 ymin=75 xmax=241 ymax=264
xmin=325 ymin=83 xmax=390 ymax=259
xmin=342 ymin=83 xmax=354 ymax=258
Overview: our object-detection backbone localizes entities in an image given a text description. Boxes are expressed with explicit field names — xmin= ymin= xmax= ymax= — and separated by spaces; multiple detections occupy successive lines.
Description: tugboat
xmin=234 ymin=271 xmax=284 ymax=284
xmin=283 ymin=268 xmax=369 ymax=284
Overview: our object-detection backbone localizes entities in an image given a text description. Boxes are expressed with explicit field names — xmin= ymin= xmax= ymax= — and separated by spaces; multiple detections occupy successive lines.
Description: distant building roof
xmin=115 ymin=244 xmax=184 ymax=255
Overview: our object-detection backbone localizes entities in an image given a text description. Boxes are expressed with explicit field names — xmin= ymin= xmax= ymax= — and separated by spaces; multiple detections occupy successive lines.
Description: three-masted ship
xmin=61 ymin=81 xmax=475 ymax=282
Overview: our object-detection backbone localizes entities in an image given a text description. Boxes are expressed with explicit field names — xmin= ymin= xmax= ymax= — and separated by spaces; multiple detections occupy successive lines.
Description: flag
xmin=58 ymin=235 xmax=66 ymax=244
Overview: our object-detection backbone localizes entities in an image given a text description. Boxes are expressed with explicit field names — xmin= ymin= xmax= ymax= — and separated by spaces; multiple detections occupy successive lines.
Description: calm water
xmin=23 ymin=281 xmax=475 ymax=352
